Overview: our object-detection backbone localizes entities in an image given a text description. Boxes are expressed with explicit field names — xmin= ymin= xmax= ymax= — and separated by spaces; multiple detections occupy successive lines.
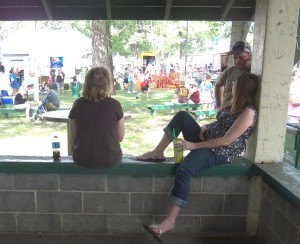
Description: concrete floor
xmin=0 ymin=234 xmax=260 ymax=244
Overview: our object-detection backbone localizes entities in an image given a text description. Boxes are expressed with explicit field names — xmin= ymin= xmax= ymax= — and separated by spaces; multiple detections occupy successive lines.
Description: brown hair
xmin=230 ymin=73 xmax=259 ymax=114
xmin=82 ymin=66 xmax=112 ymax=102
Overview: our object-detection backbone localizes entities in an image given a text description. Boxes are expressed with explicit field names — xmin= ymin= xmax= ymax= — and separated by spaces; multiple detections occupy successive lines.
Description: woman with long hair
xmin=69 ymin=66 xmax=125 ymax=169
xmin=137 ymin=73 xmax=259 ymax=242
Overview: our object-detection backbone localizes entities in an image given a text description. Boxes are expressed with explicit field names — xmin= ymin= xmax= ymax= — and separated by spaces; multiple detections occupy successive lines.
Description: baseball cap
xmin=228 ymin=41 xmax=252 ymax=55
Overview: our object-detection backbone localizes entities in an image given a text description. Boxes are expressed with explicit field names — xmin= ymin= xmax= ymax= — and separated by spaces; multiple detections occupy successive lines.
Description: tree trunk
xmin=228 ymin=21 xmax=251 ymax=66
xmin=91 ymin=20 xmax=113 ymax=72
xmin=91 ymin=20 xmax=114 ymax=93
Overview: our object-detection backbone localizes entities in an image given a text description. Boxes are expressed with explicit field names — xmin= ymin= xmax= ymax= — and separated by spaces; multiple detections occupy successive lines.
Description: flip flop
xmin=142 ymin=224 xmax=162 ymax=243
xmin=135 ymin=157 xmax=166 ymax=162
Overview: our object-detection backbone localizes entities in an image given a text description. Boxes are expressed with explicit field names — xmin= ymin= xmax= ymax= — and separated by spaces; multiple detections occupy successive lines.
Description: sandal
xmin=142 ymin=224 xmax=162 ymax=243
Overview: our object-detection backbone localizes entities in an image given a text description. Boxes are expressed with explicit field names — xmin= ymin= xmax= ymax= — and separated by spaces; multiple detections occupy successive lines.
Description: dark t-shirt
xmin=69 ymin=97 xmax=124 ymax=169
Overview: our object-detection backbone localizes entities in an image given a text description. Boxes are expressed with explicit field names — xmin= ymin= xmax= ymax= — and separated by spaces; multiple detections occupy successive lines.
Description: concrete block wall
xmin=258 ymin=182 xmax=300 ymax=244
xmin=0 ymin=173 xmax=253 ymax=235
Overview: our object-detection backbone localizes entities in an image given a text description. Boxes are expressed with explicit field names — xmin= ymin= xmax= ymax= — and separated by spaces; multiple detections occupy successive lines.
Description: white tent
xmin=1 ymin=28 xmax=91 ymax=76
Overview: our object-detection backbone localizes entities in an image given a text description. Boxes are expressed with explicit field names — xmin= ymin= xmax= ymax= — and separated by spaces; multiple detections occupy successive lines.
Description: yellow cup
xmin=173 ymin=138 xmax=184 ymax=163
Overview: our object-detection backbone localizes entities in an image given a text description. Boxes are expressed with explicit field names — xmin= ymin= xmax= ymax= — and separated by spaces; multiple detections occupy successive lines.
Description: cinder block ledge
xmin=253 ymin=162 xmax=300 ymax=212
xmin=0 ymin=156 xmax=257 ymax=177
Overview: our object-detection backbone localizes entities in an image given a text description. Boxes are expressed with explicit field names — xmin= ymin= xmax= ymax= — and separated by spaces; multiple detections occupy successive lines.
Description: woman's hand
xmin=183 ymin=140 xmax=199 ymax=151
xmin=199 ymin=125 xmax=207 ymax=141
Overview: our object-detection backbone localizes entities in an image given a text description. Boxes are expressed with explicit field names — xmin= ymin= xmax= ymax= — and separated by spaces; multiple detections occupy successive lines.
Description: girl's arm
xmin=184 ymin=108 xmax=255 ymax=150
xmin=69 ymin=119 xmax=77 ymax=142
xmin=117 ymin=117 xmax=125 ymax=142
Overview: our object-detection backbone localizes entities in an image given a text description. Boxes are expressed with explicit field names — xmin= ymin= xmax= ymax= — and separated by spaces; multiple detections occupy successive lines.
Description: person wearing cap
xmin=215 ymin=41 xmax=252 ymax=110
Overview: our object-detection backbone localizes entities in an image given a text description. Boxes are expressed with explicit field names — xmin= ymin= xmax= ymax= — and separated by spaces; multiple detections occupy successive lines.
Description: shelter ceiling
xmin=0 ymin=0 xmax=256 ymax=21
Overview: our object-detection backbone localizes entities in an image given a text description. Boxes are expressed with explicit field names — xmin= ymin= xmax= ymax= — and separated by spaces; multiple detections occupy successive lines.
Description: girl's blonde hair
xmin=82 ymin=66 xmax=112 ymax=102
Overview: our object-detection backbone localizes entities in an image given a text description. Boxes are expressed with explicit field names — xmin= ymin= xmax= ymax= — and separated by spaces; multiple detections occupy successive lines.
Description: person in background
xmin=9 ymin=69 xmax=19 ymax=95
xmin=56 ymin=69 xmax=65 ymax=94
xmin=32 ymin=83 xmax=60 ymax=120
xmin=215 ymin=41 xmax=252 ymax=110
xmin=123 ymin=67 xmax=129 ymax=91
xmin=0 ymin=61 xmax=5 ymax=74
xmin=49 ymin=68 xmax=57 ymax=90
xmin=15 ymin=68 xmax=21 ymax=86
xmin=69 ymin=66 xmax=125 ymax=169
xmin=188 ymin=80 xmax=200 ymax=104
xmin=174 ymin=80 xmax=189 ymax=104
xmin=13 ymin=86 xmax=31 ymax=119
xmin=127 ymin=70 xmax=134 ymax=93
xmin=137 ymin=73 xmax=259 ymax=242
xmin=201 ymin=74 xmax=214 ymax=110
xmin=136 ymin=77 xmax=151 ymax=99
xmin=288 ymin=69 xmax=300 ymax=122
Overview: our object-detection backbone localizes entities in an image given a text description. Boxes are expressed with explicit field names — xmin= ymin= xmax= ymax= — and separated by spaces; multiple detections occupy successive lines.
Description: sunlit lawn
xmin=0 ymin=88 xmax=211 ymax=157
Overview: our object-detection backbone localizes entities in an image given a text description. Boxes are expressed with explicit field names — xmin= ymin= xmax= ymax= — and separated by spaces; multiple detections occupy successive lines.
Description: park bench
xmin=190 ymin=109 xmax=218 ymax=120
xmin=147 ymin=103 xmax=202 ymax=115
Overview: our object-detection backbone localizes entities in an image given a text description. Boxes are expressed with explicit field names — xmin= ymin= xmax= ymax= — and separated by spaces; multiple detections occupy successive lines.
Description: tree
xmin=91 ymin=20 xmax=113 ymax=72
xmin=229 ymin=21 xmax=251 ymax=48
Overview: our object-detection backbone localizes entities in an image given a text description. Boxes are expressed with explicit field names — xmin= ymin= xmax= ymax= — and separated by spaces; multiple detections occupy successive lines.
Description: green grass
xmin=0 ymin=88 xmax=212 ymax=157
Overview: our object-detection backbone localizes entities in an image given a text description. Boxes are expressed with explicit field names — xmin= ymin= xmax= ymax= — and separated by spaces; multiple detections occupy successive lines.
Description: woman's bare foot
xmin=150 ymin=219 xmax=175 ymax=235
xmin=136 ymin=151 xmax=165 ymax=161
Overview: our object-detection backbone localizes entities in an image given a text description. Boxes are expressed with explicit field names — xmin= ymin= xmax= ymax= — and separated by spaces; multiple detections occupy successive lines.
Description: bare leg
xmin=137 ymin=134 xmax=171 ymax=160
xmin=151 ymin=204 xmax=181 ymax=235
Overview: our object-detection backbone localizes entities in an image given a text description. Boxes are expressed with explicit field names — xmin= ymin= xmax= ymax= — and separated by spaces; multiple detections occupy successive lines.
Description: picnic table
xmin=190 ymin=109 xmax=218 ymax=120
xmin=147 ymin=103 xmax=202 ymax=115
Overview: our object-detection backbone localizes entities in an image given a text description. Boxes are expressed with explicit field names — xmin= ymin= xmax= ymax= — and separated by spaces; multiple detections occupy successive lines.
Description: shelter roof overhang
xmin=0 ymin=0 xmax=256 ymax=21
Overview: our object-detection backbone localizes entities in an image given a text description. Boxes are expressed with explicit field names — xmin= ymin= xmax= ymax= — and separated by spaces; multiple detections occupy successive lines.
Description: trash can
xmin=71 ymin=82 xmax=81 ymax=98
xmin=283 ymin=123 xmax=300 ymax=169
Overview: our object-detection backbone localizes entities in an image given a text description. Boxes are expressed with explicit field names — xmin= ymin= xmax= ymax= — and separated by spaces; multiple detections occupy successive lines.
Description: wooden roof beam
xmin=164 ymin=0 xmax=172 ymax=20
xmin=41 ymin=0 xmax=54 ymax=20
xmin=220 ymin=0 xmax=235 ymax=21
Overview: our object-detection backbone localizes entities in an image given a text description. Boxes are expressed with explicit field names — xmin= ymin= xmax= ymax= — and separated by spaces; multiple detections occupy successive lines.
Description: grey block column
xmin=247 ymin=0 xmax=299 ymax=162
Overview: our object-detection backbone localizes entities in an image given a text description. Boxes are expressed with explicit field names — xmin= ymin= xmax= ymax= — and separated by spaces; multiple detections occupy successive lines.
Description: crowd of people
xmin=114 ymin=60 xmax=217 ymax=107
xmin=0 ymin=63 xmax=62 ymax=120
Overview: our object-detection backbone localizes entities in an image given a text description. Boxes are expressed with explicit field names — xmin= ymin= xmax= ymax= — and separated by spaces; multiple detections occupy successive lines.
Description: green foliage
xmin=1 ymin=20 xmax=235 ymax=64
xmin=37 ymin=20 xmax=69 ymax=30
xmin=110 ymin=20 xmax=153 ymax=57
xmin=0 ymin=21 xmax=24 ymax=41
xmin=71 ymin=21 xmax=91 ymax=37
